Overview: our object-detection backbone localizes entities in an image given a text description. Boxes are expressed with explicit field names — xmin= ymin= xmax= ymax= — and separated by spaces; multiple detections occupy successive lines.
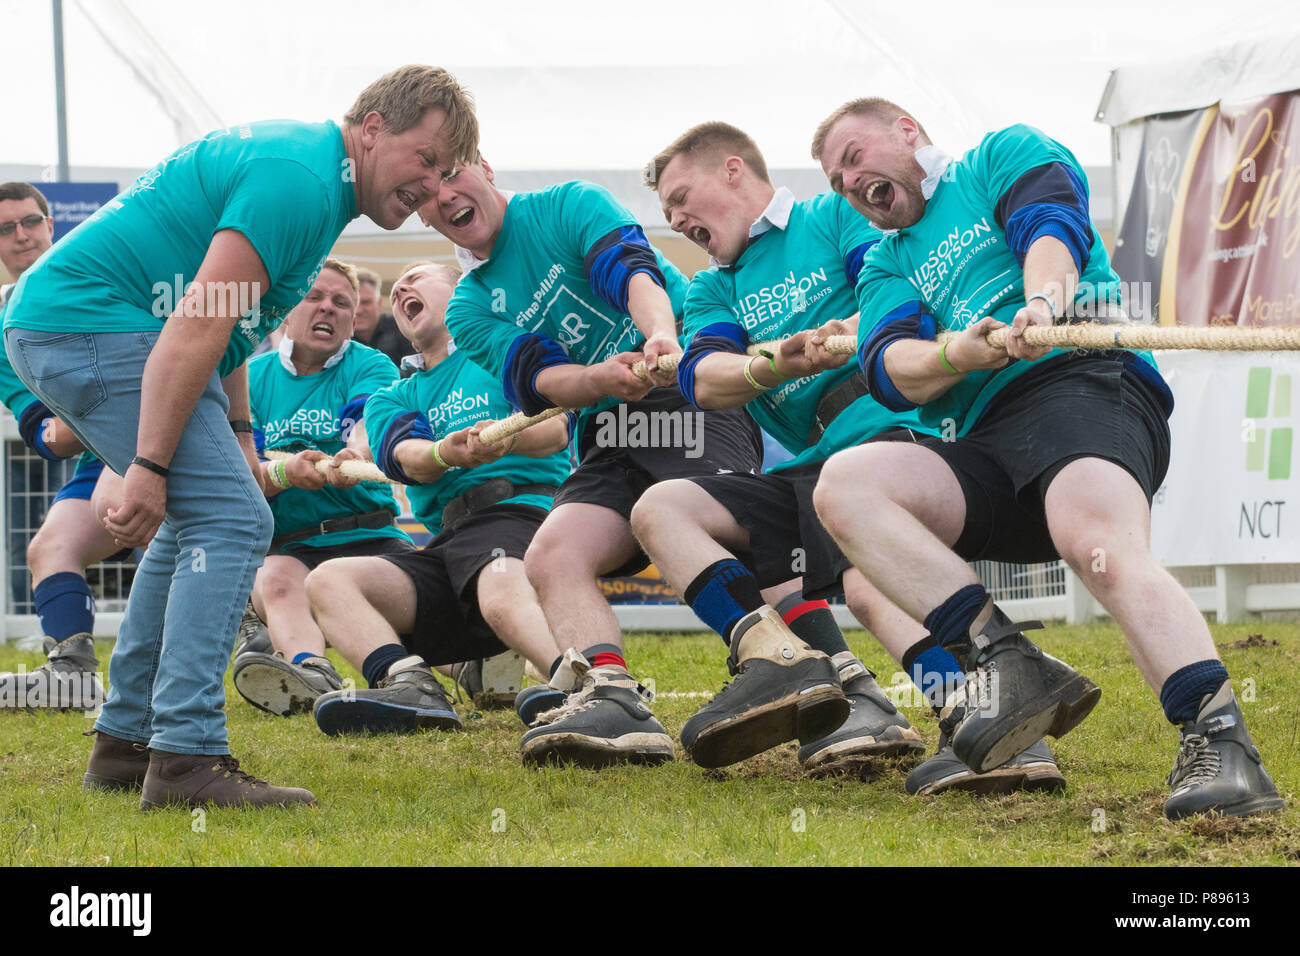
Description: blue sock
xmin=292 ymin=651 xmax=317 ymax=665
xmin=32 ymin=572 xmax=95 ymax=643
xmin=682 ymin=559 xmax=765 ymax=645
xmin=1160 ymin=660 xmax=1230 ymax=723
xmin=901 ymin=636 xmax=967 ymax=712
xmin=922 ymin=584 xmax=987 ymax=652
xmin=362 ymin=643 xmax=409 ymax=688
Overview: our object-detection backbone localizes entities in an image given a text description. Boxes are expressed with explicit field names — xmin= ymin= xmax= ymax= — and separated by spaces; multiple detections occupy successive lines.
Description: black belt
xmin=808 ymin=373 xmax=871 ymax=447
xmin=272 ymin=508 xmax=396 ymax=550
xmin=441 ymin=478 xmax=558 ymax=533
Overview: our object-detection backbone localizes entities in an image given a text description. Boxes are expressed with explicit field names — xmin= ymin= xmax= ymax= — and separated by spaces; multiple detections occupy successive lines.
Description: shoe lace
xmin=532 ymin=682 xmax=600 ymax=725
xmin=1168 ymin=733 xmax=1221 ymax=788
xmin=211 ymin=755 xmax=268 ymax=788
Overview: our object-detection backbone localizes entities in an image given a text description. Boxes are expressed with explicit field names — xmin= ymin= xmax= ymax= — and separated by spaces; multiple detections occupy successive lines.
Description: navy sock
xmin=922 ymin=584 xmax=987 ymax=652
xmin=32 ymin=572 xmax=95 ymax=643
xmin=683 ymin=559 xmax=765 ymax=645
xmin=548 ymin=655 xmax=563 ymax=680
xmin=901 ymin=635 xmax=967 ymax=712
xmin=775 ymin=593 xmax=850 ymax=656
xmin=581 ymin=643 xmax=627 ymax=671
xmin=1160 ymin=660 xmax=1230 ymax=724
xmin=362 ymin=644 xmax=409 ymax=688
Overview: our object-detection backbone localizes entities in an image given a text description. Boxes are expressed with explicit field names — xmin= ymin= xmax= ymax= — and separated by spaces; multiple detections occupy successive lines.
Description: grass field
xmin=1 ymin=621 xmax=1297 ymax=866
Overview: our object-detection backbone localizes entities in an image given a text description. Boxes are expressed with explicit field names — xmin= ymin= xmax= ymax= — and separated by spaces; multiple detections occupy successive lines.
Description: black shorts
xmin=553 ymin=384 xmax=763 ymax=576
xmin=276 ymin=534 xmax=416 ymax=571
xmin=377 ymin=503 xmax=546 ymax=666
xmin=687 ymin=461 xmax=849 ymax=600
xmin=918 ymin=354 xmax=1171 ymax=564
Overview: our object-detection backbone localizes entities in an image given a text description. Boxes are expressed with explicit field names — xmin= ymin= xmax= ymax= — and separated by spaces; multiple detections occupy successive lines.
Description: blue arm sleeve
xmin=994 ymin=162 xmax=1092 ymax=271
xmin=858 ymin=302 xmax=937 ymax=413
xmin=338 ymin=394 xmax=369 ymax=439
xmin=844 ymin=239 xmax=879 ymax=286
xmin=254 ymin=427 xmax=267 ymax=460
xmin=503 ymin=333 xmax=575 ymax=415
xmin=583 ymin=225 xmax=665 ymax=313
xmin=376 ymin=411 xmax=435 ymax=485
xmin=18 ymin=401 xmax=63 ymax=460
xmin=676 ymin=322 xmax=749 ymax=409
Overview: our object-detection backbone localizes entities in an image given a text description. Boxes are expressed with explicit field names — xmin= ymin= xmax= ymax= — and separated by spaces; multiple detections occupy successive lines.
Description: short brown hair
xmin=344 ymin=65 xmax=479 ymax=166
xmin=0 ymin=182 xmax=50 ymax=217
xmin=810 ymin=98 xmax=928 ymax=161
xmin=321 ymin=257 xmax=360 ymax=297
xmin=354 ymin=267 xmax=382 ymax=290
xmin=644 ymin=121 xmax=771 ymax=190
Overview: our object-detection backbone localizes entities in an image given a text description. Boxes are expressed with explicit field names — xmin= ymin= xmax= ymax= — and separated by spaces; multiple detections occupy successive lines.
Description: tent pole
xmin=53 ymin=0 xmax=70 ymax=182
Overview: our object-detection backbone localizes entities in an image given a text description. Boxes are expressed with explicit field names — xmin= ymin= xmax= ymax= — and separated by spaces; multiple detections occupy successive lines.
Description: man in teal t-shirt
xmin=433 ymin=155 xmax=762 ymax=768
xmin=307 ymin=262 xmax=574 ymax=738
xmin=2 ymin=66 xmax=481 ymax=810
xmin=810 ymin=97 xmax=1282 ymax=820
xmin=230 ymin=259 xmax=414 ymax=718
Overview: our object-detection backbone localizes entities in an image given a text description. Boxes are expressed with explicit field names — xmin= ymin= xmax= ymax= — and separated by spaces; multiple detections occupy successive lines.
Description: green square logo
xmin=1246 ymin=366 xmax=1294 ymax=480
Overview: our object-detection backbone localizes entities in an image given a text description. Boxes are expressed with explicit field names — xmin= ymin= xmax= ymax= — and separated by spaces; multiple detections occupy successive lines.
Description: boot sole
xmin=521 ymin=731 xmax=675 ymax=769
xmin=233 ymin=657 xmax=332 ymax=718
xmin=1165 ymin=792 xmax=1286 ymax=820
xmin=956 ymin=674 xmax=1101 ymax=773
xmin=799 ymin=726 xmax=927 ymax=775
xmin=685 ymin=683 xmax=850 ymax=769
xmin=314 ymin=697 xmax=462 ymax=736
xmin=912 ymin=760 xmax=1067 ymax=797
xmin=83 ymin=771 xmax=146 ymax=793
xmin=139 ymin=793 xmax=317 ymax=811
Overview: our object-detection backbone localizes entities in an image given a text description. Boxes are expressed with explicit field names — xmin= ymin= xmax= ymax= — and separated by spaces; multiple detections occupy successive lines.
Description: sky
xmin=3 ymin=0 xmax=1297 ymax=174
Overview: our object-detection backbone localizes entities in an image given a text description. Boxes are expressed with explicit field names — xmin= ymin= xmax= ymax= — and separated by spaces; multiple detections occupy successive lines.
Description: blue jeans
xmin=5 ymin=328 xmax=272 ymax=754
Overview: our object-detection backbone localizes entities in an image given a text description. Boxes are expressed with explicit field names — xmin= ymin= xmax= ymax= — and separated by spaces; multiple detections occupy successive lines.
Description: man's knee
xmin=629 ymin=479 xmax=698 ymax=546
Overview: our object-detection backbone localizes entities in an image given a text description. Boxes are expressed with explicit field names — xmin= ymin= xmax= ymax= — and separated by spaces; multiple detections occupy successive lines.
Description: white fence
xmin=5 ymin=396 xmax=1300 ymax=644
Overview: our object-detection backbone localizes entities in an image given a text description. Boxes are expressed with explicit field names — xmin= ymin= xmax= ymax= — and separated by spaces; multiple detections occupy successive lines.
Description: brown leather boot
xmin=83 ymin=730 xmax=151 ymax=792
xmin=139 ymin=750 xmax=316 ymax=810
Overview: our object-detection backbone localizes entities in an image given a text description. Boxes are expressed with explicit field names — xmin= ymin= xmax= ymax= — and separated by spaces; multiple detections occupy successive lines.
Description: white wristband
xmin=1026 ymin=291 xmax=1059 ymax=320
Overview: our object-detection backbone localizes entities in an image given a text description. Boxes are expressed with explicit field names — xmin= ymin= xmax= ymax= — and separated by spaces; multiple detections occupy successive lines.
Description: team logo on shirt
xmin=736 ymin=268 xmax=831 ymax=330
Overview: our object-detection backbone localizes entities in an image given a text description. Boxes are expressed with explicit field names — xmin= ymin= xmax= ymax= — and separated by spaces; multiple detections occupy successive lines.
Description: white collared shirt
xmin=710 ymin=186 xmax=797 ymax=269
xmin=870 ymin=146 xmax=955 ymax=235
xmin=278 ymin=334 xmax=350 ymax=376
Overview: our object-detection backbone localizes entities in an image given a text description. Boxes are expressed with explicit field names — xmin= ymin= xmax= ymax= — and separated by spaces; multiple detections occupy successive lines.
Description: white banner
xmin=1151 ymin=351 xmax=1300 ymax=564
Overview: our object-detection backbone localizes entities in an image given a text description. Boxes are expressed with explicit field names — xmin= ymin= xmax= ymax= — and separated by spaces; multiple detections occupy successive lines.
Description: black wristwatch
xmin=229 ymin=419 xmax=254 ymax=434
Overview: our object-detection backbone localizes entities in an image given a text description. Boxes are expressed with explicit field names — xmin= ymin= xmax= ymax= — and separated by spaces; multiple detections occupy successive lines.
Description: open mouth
xmin=397 ymin=188 xmax=419 ymax=210
xmin=448 ymin=206 xmax=475 ymax=228
xmin=689 ymin=225 xmax=711 ymax=249
xmin=402 ymin=297 xmax=423 ymax=321
xmin=311 ymin=321 xmax=335 ymax=336
xmin=864 ymin=179 xmax=895 ymax=211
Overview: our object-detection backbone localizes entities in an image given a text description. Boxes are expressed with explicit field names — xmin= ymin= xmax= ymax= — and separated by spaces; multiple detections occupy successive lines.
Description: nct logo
xmin=1245 ymin=367 xmax=1292 ymax=480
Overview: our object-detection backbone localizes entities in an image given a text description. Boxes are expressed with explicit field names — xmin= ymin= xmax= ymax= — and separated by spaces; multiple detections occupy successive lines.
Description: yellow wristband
xmin=267 ymin=459 xmax=291 ymax=490
xmin=939 ymin=338 xmax=963 ymax=375
xmin=431 ymin=439 xmax=451 ymax=469
xmin=742 ymin=356 xmax=767 ymax=391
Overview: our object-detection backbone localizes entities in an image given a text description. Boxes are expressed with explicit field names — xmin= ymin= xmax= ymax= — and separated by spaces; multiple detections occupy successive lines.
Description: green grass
xmin=1 ymin=622 xmax=1298 ymax=866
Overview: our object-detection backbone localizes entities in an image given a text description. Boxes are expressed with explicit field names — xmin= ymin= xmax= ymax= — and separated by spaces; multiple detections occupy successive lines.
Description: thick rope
xmin=474 ymin=324 xmax=1300 ymax=446
xmin=263 ymin=449 xmax=393 ymax=484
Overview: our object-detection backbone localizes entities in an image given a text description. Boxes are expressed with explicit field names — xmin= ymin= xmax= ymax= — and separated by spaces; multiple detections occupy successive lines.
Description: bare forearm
xmin=1022 ymin=236 xmax=1077 ymax=316
xmin=693 ymin=352 xmax=775 ymax=409
xmin=510 ymin=415 xmax=570 ymax=457
xmin=626 ymin=272 xmax=678 ymax=344
xmin=535 ymin=364 xmax=599 ymax=409
xmin=394 ymin=439 xmax=449 ymax=484
xmin=881 ymin=338 xmax=965 ymax=405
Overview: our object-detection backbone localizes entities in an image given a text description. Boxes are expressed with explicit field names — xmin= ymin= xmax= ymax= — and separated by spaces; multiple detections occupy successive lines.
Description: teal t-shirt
xmin=856 ymin=124 xmax=1163 ymax=435
xmin=443 ymin=180 xmax=689 ymax=437
xmin=4 ymin=120 xmax=358 ymax=374
xmin=364 ymin=350 xmax=571 ymax=536
xmin=683 ymin=191 xmax=934 ymax=471
xmin=250 ymin=341 xmax=408 ymax=552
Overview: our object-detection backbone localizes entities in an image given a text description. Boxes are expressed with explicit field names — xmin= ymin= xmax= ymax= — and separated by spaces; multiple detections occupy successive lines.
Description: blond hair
xmin=354 ymin=266 xmax=382 ymax=290
xmin=810 ymin=98 xmax=929 ymax=161
xmin=321 ymin=257 xmax=360 ymax=296
xmin=644 ymin=121 xmax=770 ymax=190
xmin=397 ymin=261 xmax=462 ymax=286
xmin=344 ymin=65 xmax=479 ymax=165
